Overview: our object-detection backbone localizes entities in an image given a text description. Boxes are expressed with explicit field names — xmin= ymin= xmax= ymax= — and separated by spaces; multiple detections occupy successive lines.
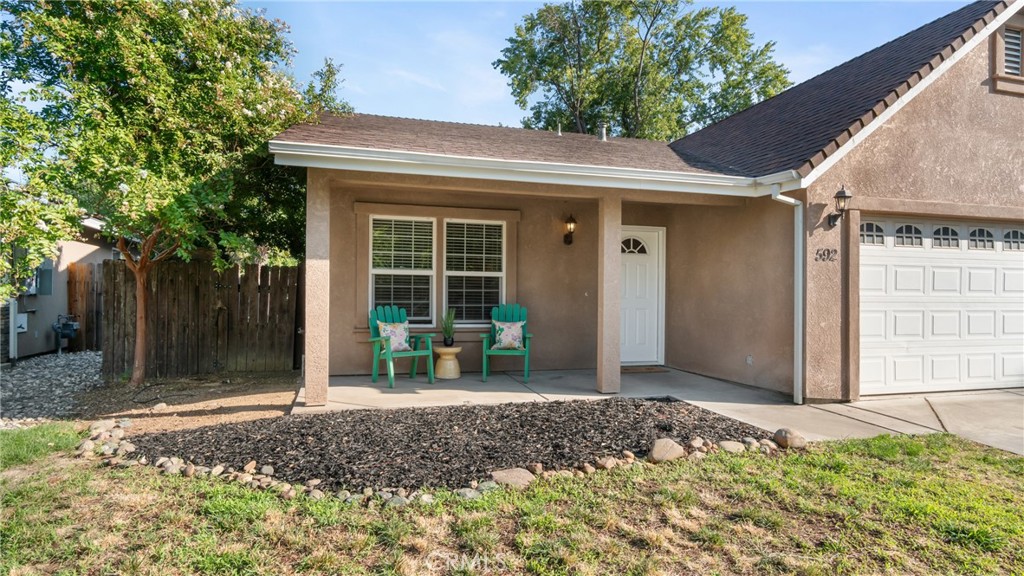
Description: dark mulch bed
xmin=131 ymin=398 xmax=770 ymax=491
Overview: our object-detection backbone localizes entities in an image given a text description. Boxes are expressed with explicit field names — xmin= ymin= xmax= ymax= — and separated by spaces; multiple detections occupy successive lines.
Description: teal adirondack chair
xmin=369 ymin=306 xmax=435 ymax=388
xmin=480 ymin=304 xmax=531 ymax=382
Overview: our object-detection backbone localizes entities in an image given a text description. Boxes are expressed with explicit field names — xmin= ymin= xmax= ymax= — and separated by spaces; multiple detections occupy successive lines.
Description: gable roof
xmin=274 ymin=113 xmax=718 ymax=175
xmin=669 ymin=0 xmax=1014 ymax=178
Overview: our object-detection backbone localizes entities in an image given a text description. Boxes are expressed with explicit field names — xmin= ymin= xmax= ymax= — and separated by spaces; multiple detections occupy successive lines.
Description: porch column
xmin=596 ymin=194 xmax=622 ymax=393
xmin=303 ymin=171 xmax=330 ymax=406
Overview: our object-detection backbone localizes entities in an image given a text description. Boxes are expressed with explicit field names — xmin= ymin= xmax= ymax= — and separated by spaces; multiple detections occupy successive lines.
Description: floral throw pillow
xmin=491 ymin=320 xmax=525 ymax=350
xmin=377 ymin=321 xmax=412 ymax=352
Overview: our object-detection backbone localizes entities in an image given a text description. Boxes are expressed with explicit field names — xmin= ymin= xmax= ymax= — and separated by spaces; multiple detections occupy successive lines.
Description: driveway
xmin=834 ymin=388 xmax=1024 ymax=455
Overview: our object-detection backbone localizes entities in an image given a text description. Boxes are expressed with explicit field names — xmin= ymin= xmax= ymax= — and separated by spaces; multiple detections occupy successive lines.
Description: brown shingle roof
xmin=274 ymin=113 xmax=719 ymax=175
xmin=670 ymin=0 xmax=1012 ymax=177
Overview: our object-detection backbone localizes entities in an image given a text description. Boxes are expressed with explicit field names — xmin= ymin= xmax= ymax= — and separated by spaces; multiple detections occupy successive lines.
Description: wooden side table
xmin=433 ymin=346 xmax=463 ymax=379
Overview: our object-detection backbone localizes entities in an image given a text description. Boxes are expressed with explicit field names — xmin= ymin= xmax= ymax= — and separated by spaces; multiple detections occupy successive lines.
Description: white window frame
xmin=860 ymin=222 xmax=885 ymax=246
xmin=443 ymin=218 xmax=506 ymax=327
xmin=968 ymin=228 xmax=995 ymax=250
xmin=1005 ymin=27 xmax=1022 ymax=76
xmin=369 ymin=215 xmax=436 ymax=324
xmin=894 ymin=224 xmax=924 ymax=247
xmin=1004 ymin=230 xmax=1024 ymax=251
xmin=932 ymin=226 xmax=960 ymax=249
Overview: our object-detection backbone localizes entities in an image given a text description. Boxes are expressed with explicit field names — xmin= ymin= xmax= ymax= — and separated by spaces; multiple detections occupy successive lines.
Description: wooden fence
xmin=68 ymin=262 xmax=105 ymax=352
xmin=101 ymin=260 xmax=300 ymax=379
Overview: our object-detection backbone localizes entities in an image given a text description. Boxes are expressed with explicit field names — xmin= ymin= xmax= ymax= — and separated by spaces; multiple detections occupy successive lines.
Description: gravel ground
xmin=0 ymin=351 xmax=103 ymax=422
xmin=133 ymin=397 xmax=770 ymax=491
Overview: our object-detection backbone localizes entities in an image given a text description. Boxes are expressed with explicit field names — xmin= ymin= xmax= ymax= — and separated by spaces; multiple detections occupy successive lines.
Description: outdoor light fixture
xmin=827 ymin=185 xmax=853 ymax=227
xmin=564 ymin=215 xmax=577 ymax=245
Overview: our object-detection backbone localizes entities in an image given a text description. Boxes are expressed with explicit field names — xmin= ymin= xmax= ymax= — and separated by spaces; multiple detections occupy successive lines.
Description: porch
xmin=291 ymin=368 xmax=911 ymax=442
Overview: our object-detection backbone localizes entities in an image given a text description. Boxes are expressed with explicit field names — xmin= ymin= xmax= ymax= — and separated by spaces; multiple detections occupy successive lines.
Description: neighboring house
xmin=5 ymin=217 xmax=115 ymax=360
xmin=270 ymin=0 xmax=1024 ymax=406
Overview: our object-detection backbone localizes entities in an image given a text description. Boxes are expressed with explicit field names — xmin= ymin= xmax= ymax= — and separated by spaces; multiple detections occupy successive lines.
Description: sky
xmin=252 ymin=1 xmax=969 ymax=127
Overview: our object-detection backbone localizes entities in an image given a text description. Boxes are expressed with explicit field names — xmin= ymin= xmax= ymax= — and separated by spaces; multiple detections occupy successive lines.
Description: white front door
xmin=621 ymin=227 xmax=665 ymax=364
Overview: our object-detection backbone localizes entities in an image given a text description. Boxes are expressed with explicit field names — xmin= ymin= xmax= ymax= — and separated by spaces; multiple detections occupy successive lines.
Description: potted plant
xmin=441 ymin=308 xmax=456 ymax=347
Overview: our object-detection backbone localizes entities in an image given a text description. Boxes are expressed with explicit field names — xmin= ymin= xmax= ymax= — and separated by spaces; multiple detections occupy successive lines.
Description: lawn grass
xmin=0 ymin=422 xmax=81 ymax=471
xmin=1 ymin=433 xmax=1022 ymax=575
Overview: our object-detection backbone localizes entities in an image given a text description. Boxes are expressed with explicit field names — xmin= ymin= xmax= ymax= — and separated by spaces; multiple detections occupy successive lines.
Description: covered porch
xmin=290 ymin=367 xmax=943 ymax=444
xmin=271 ymin=115 xmax=805 ymax=408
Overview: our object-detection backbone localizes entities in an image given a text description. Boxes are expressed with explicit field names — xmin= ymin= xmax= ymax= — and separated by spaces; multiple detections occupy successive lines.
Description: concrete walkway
xmin=293 ymin=369 xmax=1024 ymax=454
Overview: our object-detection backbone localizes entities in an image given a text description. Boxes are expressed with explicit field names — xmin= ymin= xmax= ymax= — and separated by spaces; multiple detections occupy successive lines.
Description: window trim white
xmin=443 ymin=218 xmax=507 ymax=327
xmin=932 ymin=226 xmax=960 ymax=249
xmin=968 ymin=227 xmax=996 ymax=250
xmin=1005 ymin=229 xmax=1024 ymax=251
xmin=860 ymin=222 xmax=885 ymax=246
xmin=369 ymin=215 xmax=437 ymax=324
xmin=894 ymin=224 xmax=924 ymax=248
xmin=621 ymin=236 xmax=649 ymax=254
xmin=1004 ymin=26 xmax=1022 ymax=76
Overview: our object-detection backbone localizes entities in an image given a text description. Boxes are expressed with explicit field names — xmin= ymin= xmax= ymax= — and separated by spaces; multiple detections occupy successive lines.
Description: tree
xmin=493 ymin=0 xmax=791 ymax=140
xmin=218 ymin=58 xmax=352 ymax=265
xmin=0 ymin=79 xmax=80 ymax=299
xmin=1 ymin=0 xmax=341 ymax=384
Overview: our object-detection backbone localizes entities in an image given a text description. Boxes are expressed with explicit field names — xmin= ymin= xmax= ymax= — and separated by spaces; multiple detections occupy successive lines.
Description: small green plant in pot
xmin=441 ymin=308 xmax=456 ymax=346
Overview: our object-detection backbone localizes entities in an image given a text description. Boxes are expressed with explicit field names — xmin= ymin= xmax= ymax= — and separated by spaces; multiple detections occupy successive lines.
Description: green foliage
xmin=493 ymin=0 xmax=791 ymax=140
xmin=2 ymin=0 xmax=349 ymax=383
xmin=1 ymin=1 xmax=348 ymax=269
xmin=0 ymin=94 xmax=81 ymax=299
xmin=0 ymin=423 xmax=81 ymax=470
xmin=1 ymin=434 xmax=1022 ymax=574
xmin=441 ymin=307 xmax=457 ymax=339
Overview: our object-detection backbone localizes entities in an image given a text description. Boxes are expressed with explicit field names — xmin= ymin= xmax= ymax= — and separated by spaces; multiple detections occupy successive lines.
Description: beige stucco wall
xmin=316 ymin=168 xmax=795 ymax=394
xmin=804 ymin=34 xmax=1024 ymax=400
xmin=15 ymin=230 xmax=112 ymax=357
xmin=321 ymin=169 xmax=600 ymax=375
xmin=626 ymin=198 xmax=795 ymax=393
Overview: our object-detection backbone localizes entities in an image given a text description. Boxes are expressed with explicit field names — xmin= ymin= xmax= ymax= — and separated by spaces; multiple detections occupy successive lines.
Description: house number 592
xmin=814 ymin=248 xmax=838 ymax=262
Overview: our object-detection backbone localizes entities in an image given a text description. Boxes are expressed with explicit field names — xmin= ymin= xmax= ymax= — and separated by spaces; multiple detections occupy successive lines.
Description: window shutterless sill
xmin=992 ymin=74 xmax=1024 ymax=95
xmin=352 ymin=325 xmax=491 ymax=334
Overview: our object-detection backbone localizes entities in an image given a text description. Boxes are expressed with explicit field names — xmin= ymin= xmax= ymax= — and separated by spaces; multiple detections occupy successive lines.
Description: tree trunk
xmin=130 ymin=264 xmax=149 ymax=386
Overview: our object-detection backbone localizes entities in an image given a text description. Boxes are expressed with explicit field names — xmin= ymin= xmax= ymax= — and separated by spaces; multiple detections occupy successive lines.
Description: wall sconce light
xmin=827 ymin=185 xmax=853 ymax=227
xmin=563 ymin=215 xmax=577 ymax=245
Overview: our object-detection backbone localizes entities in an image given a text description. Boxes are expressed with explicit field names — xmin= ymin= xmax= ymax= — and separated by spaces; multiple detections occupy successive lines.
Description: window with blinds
xmin=370 ymin=217 xmax=434 ymax=322
xmin=445 ymin=221 xmax=504 ymax=323
xmin=1006 ymin=28 xmax=1022 ymax=76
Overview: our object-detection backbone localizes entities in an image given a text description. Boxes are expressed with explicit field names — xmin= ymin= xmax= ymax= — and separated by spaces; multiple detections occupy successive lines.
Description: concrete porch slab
xmin=293 ymin=368 xmax=895 ymax=442
xmin=293 ymin=369 xmax=1023 ymax=453
xmin=293 ymin=372 xmax=543 ymax=413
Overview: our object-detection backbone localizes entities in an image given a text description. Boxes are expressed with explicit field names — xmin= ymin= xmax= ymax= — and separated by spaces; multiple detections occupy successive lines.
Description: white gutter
xmin=770 ymin=184 xmax=804 ymax=405
xmin=269 ymin=140 xmax=771 ymax=197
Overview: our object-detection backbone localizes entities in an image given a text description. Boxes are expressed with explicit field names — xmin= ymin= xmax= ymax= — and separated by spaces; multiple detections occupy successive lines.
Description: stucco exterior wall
xmin=804 ymin=35 xmax=1024 ymax=400
xmin=655 ymin=198 xmax=795 ymax=392
xmin=321 ymin=169 xmax=600 ymax=375
xmin=315 ymin=168 xmax=795 ymax=394
xmin=15 ymin=230 xmax=113 ymax=358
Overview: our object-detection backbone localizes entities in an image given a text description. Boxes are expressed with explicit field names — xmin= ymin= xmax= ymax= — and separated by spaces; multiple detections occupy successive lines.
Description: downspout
xmin=770 ymin=184 xmax=805 ymax=405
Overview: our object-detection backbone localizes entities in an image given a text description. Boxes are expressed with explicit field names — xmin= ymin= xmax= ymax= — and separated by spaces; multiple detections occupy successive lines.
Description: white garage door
xmin=860 ymin=218 xmax=1024 ymax=395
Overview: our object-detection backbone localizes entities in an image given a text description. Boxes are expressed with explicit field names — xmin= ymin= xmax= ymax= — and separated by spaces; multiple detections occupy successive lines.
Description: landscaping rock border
xmin=90 ymin=399 xmax=808 ymax=505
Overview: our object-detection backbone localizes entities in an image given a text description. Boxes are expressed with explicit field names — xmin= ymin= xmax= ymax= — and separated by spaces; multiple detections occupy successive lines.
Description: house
xmin=270 ymin=0 xmax=1024 ymax=406
xmin=3 ymin=217 xmax=115 ymax=361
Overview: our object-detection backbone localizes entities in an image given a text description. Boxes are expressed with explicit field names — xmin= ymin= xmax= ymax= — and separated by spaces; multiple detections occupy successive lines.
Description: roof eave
xmin=268 ymin=140 xmax=790 ymax=197
xmin=797 ymin=0 xmax=1018 ymax=188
